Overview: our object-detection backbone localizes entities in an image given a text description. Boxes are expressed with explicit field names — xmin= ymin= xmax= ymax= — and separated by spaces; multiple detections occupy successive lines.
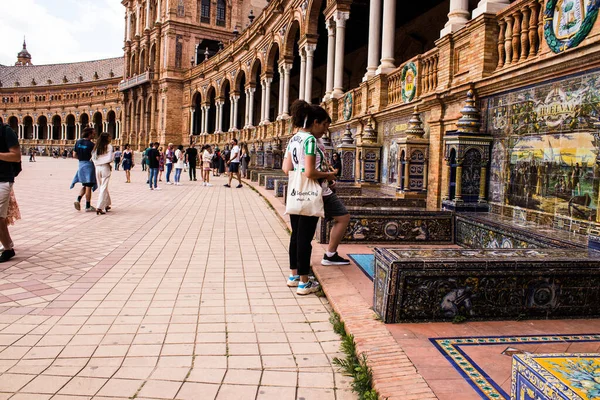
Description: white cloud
xmin=0 ymin=0 xmax=124 ymax=65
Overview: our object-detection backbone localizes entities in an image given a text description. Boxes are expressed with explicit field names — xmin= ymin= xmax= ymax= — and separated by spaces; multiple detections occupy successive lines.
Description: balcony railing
xmin=495 ymin=0 xmax=544 ymax=71
xmin=119 ymin=71 xmax=154 ymax=91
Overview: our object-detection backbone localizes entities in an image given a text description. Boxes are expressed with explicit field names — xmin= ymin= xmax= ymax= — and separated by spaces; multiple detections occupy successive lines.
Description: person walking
xmin=165 ymin=143 xmax=174 ymax=184
xmin=186 ymin=143 xmax=199 ymax=181
xmin=158 ymin=146 xmax=165 ymax=182
xmin=282 ymin=100 xmax=337 ymax=295
xmin=224 ymin=139 xmax=242 ymax=188
xmin=114 ymin=147 xmax=122 ymax=171
xmin=0 ymin=123 xmax=21 ymax=262
xmin=147 ymin=142 xmax=161 ymax=190
xmin=71 ymin=127 xmax=97 ymax=212
xmin=240 ymin=143 xmax=250 ymax=179
xmin=122 ymin=144 xmax=133 ymax=183
xmin=92 ymin=132 xmax=114 ymax=215
xmin=201 ymin=145 xmax=213 ymax=187
xmin=174 ymin=145 xmax=184 ymax=185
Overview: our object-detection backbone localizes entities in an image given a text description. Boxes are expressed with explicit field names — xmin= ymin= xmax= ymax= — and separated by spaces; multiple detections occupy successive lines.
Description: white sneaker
xmin=167 ymin=182 xmax=173 ymax=185
xmin=206 ymin=183 xmax=213 ymax=187
xmin=155 ymin=187 xmax=161 ymax=191
xmin=202 ymin=182 xmax=207 ymax=186
xmin=149 ymin=187 xmax=153 ymax=190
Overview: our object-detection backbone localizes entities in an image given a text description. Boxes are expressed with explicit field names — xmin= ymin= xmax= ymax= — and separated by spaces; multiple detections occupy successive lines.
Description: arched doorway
xmin=52 ymin=115 xmax=61 ymax=140
xmin=8 ymin=117 xmax=18 ymax=133
xmin=192 ymin=91 xmax=202 ymax=135
xmin=267 ymin=43 xmax=281 ymax=121
xmin=250 ymin=59 xmax=262 ymax=126
xmin=93 ymin=112 xmax=103 ymax=134
xmin=139 ymin=49 xmax=146 ymax=72
xmin=221 ymin=80 xmax=231 ymax=132
xmin=206 ymin=86 xmax=216 ymax=134
xmin=23 ymin=116 xmax=33 ymax=139
xmin=80 ymin=113 xmax=90 ymax=129
xmin=236 ymin=71 xmax=247 ymax=129
xmin=66 ymin=115 xmax=76 ymax=140
xmin=37 ymin=115 xmax=48 ymax=140
xmin=107 ymin=111 xmax=117 ymax=137
xmin=285 ymin=20 xmax=302 ymax=105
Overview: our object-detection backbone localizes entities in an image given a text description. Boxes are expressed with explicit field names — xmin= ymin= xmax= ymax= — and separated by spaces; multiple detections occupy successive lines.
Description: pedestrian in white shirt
xmin=92 ymin=132 xmax=114 ymax=215
xmin=174 ymin=145 xmax=185 ymax=185
xmin=224 ymin=138 xmax=242 ymax=188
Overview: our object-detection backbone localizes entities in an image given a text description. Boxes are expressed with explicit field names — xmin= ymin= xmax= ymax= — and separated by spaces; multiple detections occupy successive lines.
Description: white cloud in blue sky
xmin=0 ymin=0 xmax=124 ymax=65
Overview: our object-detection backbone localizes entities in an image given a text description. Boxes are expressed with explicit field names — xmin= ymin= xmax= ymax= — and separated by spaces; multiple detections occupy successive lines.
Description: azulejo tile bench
xmin=258 ymin=171 xmax=285 ymax=187
xmin=316 ymin=208 xmax=454 ymax=244
xmin=511 ymin=353 xmax=600 ymax=400
xmin=373 ymin=248 xmax=600 ymax=323
xmin=274 ymin=178 xmax=288 ymax=197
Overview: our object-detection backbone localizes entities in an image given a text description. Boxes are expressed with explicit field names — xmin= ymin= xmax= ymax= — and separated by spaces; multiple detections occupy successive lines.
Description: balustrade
xmin=420 ymin=49 xmax=439 ymax=95
xmin=495 ymin=0 xmax=544 ymax=70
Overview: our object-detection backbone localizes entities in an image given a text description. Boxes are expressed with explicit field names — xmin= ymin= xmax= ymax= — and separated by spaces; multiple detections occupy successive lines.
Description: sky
xmin=0 ymin=0 xmax=124 ymax=66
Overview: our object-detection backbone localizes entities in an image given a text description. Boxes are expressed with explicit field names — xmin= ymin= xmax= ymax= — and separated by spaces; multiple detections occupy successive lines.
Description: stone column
xmin=303 ymin=44 xmax=316 ymax=103
xmin=263 ymin=77 xmax=273 ymax=123
xmin=200 ymin=105 xmax=207 ymax=134
xmin=244 ymin=89 xmax=250 ymax=127
xmin=189 ymin=108 xmax=195 ymax=135
xmin=18 ymin=125 xmax=23 ymax=140
xmin=455 ymin=163 xmax=463 ymax=201
xmin=156 ymin=0 xmax=162 ymax=22
xmin=145 ymin=0 xmax=151 ymax=30
xmin=324 ymin=19 xmax=336 ymax=101
xmin=126 ymin=11 xmax=132 ymax=41
xmin=440 ymin=0 xmax=470 ymax=37
xmin=136 ymin=5 xmax=141 ymax=36
xmin=115 ymin=121 xmax=120 ymax=139
xmin=442 ymin=162 xmax=450 ymax=200
xmin=231 ymin=95 xmax=239 ymax=130
xmin=364 ymin=0 xmax=382 ymax=81
xmin=377 ymin=0 xmax=396 ymax=74
xmin=277 ymin=65 xmax=285 ymax=118
xmin=281 ymin=63 xmax=292 ymax=118
xmin=247 ymin=87 xmax=256 ymax=127
xmin=332 ymin=12 xmax=350 ymax=98
xmin=299 ymin=50 xmax=306 ymax=101
xmin=217 ymin=101 xmax=224 ymax=133
xmin=34 ymin=124 xmax=39 ymax=140
xmin=478 ymin=164 xmax=487 ymax=202
xmin=472 ymin=0 xmax=510 ymax=18
xmin=260 ymin=81 xmax=267 ymax=124
xmin=61 ymin=124 xmax=66 ymax=140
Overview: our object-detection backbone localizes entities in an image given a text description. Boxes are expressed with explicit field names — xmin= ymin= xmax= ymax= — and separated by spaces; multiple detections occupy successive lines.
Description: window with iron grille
xmin=216 ymin=0 xmax=226 ymax=26
xmin=200 ymin=0 xmax=210 ymax=23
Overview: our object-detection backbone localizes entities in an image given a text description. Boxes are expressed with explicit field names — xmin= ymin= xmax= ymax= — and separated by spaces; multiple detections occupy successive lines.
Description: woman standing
xmin=174 ymin=145 xmax=185 ymax=185
xmin=240 ymin=143 xmax=250 ymax=179
xmin=201 ymin=145 xmax=213 ymax=187
xmin=122 ymin=144 xmax=133 ymax=183
xmin=282 ymin=100 xmax=337 ymax=295
xmin=165 ymin=143 xmax=174 ymax=184
xmin=158 ymin=146 xmax=165 ymax=182
xmin=92 ymin=132 xmax=115 ymax=215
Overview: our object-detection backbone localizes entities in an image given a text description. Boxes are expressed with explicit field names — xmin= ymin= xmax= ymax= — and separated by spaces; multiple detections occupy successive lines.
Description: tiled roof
xmin=0 ymin=57 xmax=123 ymax=88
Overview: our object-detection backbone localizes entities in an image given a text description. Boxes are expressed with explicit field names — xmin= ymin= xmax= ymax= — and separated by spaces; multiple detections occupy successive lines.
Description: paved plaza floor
xmin=0 ymin=158 xmax=356 ymax=399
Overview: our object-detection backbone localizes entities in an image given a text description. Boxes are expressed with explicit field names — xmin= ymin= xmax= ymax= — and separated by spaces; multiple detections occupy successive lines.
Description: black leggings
xmin=188 ymin=163 xmax=196 ymax=180
xmin=289 ymin=214 xmax=319 ymax=276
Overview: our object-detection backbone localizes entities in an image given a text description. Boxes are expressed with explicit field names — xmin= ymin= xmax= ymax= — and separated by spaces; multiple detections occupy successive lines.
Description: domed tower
xmin=15 ymin=38 xmax=32 ymax=66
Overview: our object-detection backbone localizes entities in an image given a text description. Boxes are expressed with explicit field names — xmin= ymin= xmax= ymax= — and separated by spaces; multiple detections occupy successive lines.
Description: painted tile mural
xmin=484 ymin=70 xmax=600 ymax=223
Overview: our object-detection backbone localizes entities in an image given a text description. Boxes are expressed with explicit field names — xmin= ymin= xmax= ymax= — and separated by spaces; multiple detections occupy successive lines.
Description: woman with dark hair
xmin=92 ymin=132 xmax=114 ymax=215
xmin=174 ymin=144 xmax=185 ymax=185
xmin=282 ymin=100 xmax=338 ymax=295
xmin=122 ymin=144 xmax=133 ymax=183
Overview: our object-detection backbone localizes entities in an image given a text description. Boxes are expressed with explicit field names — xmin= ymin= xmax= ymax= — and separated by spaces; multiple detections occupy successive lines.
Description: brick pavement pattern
xmin=0 ymin=158 xmax=356 ymax=400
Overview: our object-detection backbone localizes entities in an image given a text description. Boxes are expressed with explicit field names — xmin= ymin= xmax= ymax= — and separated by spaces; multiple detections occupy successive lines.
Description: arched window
xmin=216 ymin=0 xmax=226 ymax=26
xmin=200 ymin=0 xmax=210 ymax=23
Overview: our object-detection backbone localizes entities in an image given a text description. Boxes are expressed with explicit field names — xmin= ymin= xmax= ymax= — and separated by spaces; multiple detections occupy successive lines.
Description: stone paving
xmin=0 ymin=158 xmax=356 ymax=400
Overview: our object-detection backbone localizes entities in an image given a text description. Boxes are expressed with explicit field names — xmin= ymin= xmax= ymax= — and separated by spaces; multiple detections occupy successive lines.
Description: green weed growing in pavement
xmin=452 ymin=315 xmax=467 ymax=324
xmin=330 ymin=312 xmax=379 ymax=400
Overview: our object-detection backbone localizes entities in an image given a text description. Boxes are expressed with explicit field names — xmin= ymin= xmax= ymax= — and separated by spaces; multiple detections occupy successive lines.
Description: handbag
xmin=285 ymin=169 xmax=324 ymax=218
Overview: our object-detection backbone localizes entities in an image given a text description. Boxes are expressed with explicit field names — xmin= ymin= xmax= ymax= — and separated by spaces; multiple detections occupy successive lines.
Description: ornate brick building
xmin=3 ymin=0 xmax=600 ymax=236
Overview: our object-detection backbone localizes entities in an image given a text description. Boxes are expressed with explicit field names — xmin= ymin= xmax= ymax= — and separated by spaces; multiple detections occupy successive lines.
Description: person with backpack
xmin=71 ymin=127 xmax=97 ymax=213
xmin=0 ymin=123 xmax=21 ymax=262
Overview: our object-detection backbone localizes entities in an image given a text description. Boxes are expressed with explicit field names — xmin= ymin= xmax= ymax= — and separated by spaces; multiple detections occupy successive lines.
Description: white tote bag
xmin=285 ymin=170 xmax=325 ymax=218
